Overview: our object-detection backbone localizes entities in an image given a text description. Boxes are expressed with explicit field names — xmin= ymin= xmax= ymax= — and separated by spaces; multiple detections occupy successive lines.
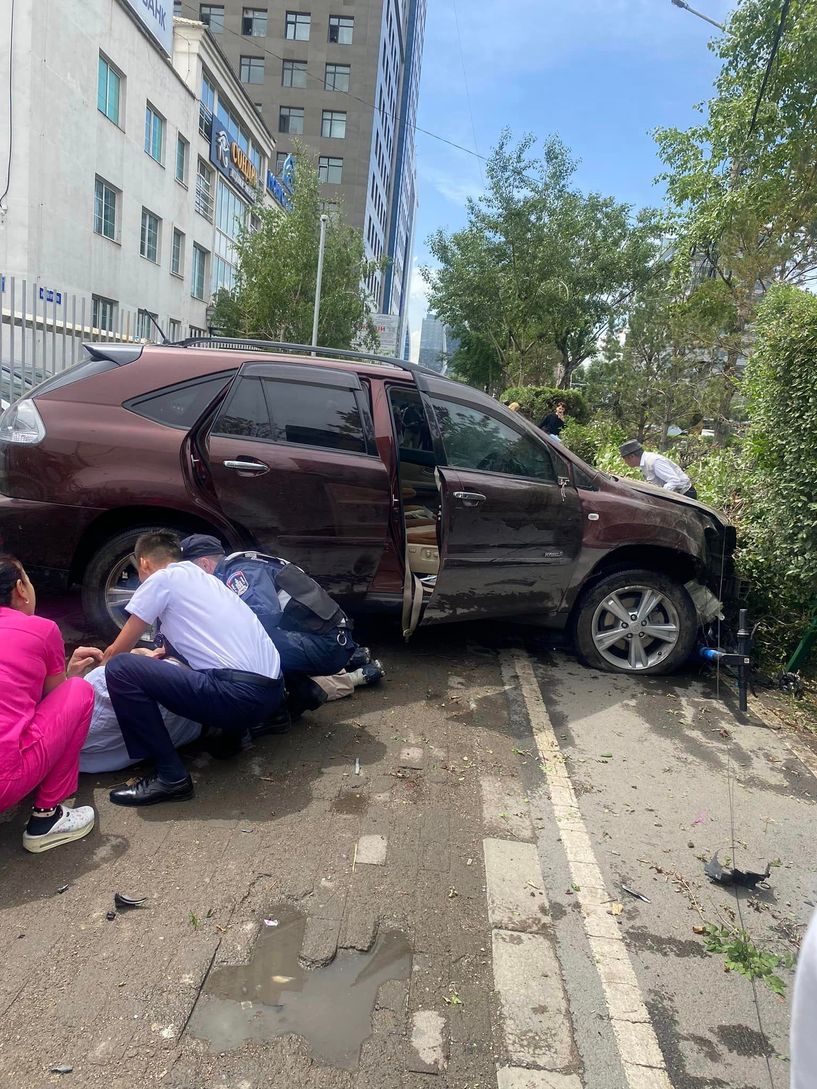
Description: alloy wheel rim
xmin=103 ymin=555 xmax=140 ymax=630
xmin=590 ymin=585 xmax=681 ymax=671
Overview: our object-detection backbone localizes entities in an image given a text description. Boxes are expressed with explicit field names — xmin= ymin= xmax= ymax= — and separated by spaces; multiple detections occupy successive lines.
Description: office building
xmin=418 ymin=314 xmax=446 ymax=371
xmin=191 ymin=0 xmax=426 ymax=345
xmin=0 ymin=0 xmax=284 ymax=351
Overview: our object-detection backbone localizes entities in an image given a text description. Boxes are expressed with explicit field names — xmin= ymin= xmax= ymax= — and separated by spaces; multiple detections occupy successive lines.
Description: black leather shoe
xmin=249 ymin=709 xmax=292 ymax=738
xmin=109 ymin=773 xmax=194 ymax=807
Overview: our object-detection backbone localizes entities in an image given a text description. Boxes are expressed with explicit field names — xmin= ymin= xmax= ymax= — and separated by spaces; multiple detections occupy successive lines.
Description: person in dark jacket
xmin=538 ymin=401 xmax=567 ymax=440
xmin=179 ymin=536 xmax=381 ymax=712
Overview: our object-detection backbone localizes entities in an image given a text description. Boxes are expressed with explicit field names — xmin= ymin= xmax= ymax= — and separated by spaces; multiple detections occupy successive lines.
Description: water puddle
xmin=187 ymin=907 xmax=412 ymax=1069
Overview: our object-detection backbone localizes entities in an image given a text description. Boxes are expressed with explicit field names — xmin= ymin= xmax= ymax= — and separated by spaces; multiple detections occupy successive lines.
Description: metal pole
xmin=670 ymin=0 xmax=726 ymax=31
xmin=311 ymin=213 xmax=329 ymax=353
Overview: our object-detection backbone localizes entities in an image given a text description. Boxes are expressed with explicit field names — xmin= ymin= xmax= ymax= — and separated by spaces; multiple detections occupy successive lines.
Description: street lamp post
xmin=670 ymin=0 xmax=726 ymax=31
xmin=311 ymin=213 xmax=329 ymax=353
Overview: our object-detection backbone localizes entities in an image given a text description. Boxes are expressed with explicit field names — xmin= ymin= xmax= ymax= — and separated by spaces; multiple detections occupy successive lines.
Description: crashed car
xmin=0 ymin=339 xmax=737 ymax=675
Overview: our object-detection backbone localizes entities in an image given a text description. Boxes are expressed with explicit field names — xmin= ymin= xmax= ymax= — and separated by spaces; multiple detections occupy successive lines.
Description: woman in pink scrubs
xmin=0 ymin=555 xmax=102 ymax=853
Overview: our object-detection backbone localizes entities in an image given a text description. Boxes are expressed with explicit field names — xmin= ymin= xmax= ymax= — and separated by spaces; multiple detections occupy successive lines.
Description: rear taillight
xmin=0 ymin=399 xmax=46 ymax=444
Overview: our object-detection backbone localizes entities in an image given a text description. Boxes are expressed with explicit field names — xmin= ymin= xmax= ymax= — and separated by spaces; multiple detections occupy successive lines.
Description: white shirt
xmin=792 ymin=908 xmax=817 ymax=1088
xmin=80 ymin=664 xmax=201 ymax=773
xmin=126 ymin=561 xmax=281 ymax=678
xmin=640 ymin=451 xmax=692 ymax=493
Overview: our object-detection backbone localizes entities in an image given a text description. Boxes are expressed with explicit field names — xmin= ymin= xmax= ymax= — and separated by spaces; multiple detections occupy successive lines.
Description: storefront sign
xmin=39 ymin=287 xmax=62 ymax=305
xmin=210 ymin=121 xmax=258 ymax=203
xmin=374 ymin=314 xmax=399 ymax=355
xmin=266 ymin=170 xmax=293 ymax=211
xmin=121 ymin=0 xmax=173 ymax=57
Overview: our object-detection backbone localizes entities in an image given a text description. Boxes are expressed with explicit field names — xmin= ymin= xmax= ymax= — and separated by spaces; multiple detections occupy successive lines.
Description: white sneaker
xmin=22 ymin=805 xmax=96 ymax=854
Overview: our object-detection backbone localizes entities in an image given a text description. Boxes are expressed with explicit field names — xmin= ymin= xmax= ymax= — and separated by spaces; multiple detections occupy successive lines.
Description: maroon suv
xmin=0 ymin=340 xmax=736 ymax=675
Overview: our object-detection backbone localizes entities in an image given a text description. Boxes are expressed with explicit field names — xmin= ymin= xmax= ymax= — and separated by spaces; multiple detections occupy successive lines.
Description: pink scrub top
xmin=0 ymin=607 xmax=65 ymax=778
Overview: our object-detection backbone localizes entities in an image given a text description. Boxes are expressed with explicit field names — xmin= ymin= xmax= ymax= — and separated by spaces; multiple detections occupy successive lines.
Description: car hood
xmin=601 ymin=473 xmax=731 ymax=529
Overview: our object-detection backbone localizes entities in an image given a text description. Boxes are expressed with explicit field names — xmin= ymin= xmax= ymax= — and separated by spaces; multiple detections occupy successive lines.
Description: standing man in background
xmin=619 ymin=440 xmax=697 ymax=499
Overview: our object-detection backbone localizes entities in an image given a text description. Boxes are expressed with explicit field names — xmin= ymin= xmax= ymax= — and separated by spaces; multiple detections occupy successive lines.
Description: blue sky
xmin=407 ymin=0 xmax=734 ymax=354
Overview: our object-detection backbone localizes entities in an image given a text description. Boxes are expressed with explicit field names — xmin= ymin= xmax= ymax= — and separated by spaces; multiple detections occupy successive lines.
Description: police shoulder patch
xmin=227 ymin=570 xmax=250 ymax=596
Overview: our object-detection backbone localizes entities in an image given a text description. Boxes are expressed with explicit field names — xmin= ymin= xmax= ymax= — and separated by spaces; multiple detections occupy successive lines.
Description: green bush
xmin=560 ymin=418 xmax=635 ymax=476
xmin=501 ymin=386 xmax=590 ymax=425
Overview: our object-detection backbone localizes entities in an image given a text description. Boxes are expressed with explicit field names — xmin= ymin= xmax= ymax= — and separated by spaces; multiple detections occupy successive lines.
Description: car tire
xmin=81 ymin=526 xmax=187 ymax=639
xmin=573 ymin=568 xmax=697 ymax=676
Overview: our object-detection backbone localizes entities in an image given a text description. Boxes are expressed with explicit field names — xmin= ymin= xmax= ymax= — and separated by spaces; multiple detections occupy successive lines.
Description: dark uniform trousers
xmin=105 ymin=655 xmax=284 ymax=781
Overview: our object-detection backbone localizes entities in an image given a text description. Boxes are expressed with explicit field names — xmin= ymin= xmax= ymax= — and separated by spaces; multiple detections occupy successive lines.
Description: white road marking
xmin=355 ymin=834 xmax=387 ymax=865
xmin=497 ymin=1069 xmax=583 ymax=1089
xmin=502 ymin=649 xmax=673 ymax=1089
xmin=410 ymin=1009 xmax=447 ymax=1072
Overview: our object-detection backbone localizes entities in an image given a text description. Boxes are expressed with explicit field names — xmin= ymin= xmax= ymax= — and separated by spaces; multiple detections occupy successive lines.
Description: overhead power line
xmin=748 ymin=0 xmax=791 ymax=136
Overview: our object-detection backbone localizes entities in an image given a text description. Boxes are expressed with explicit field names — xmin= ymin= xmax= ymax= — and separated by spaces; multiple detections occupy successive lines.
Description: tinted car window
xmin=431 ymin=397 xmax=556 ymax=483
xmin=212 ymin=377 xmax=273 ymax=439
xmin=267 ymin=380 xmax=366 ymax=454
xmin=126 ymin=372 xmax=235 ymax=428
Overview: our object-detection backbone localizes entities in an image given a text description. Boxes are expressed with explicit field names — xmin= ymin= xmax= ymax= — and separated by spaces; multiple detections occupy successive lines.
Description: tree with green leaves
xmin=655 ymin=0 xmax=817 ymax=437
xmin=423 ymin=132 xmax=658 ymax=389
xmin=213 ymin=146 xmax=380 ymax=349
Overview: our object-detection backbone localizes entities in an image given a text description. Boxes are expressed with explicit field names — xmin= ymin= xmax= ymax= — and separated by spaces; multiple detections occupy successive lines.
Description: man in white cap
xmin=619 ymin=440 xmax=697 ymax=499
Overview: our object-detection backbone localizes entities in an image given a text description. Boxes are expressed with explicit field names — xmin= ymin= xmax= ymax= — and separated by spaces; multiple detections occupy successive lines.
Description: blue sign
xmin=210 ymin=121 xmax=259 ymax=203
xmin=266 ymin=170 xmax=293 ymax=211
xmin=280 ymin=154 xmax=295 ymax=193
xmin=38 ymin=287 xmax=62 ymax=304
xmin=0 ymin=275 xmax=5 ymax=293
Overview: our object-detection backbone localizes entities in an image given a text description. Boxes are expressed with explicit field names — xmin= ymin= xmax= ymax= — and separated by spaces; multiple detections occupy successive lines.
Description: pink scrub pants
xmin=0 ymin=678 xmax=94 ymax=811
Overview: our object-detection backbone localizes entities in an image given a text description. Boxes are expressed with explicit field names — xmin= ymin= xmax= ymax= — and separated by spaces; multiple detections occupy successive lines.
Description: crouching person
xmin=0 ymin=554 xmax=100 ymax=853
xmin=103 ymin=532 xmax=283 ymax=807
xmin=179 ymin=536 xmax=373 ymax=713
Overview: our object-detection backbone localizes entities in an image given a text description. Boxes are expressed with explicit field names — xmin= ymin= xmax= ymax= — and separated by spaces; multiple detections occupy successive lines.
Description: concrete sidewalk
xmin=0 ymin=618 xmax=813 ymax=1089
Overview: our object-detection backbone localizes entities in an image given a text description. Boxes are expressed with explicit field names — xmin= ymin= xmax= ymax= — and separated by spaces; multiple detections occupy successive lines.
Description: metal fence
xmin=0 ymin=275 xmax=144 ymax=406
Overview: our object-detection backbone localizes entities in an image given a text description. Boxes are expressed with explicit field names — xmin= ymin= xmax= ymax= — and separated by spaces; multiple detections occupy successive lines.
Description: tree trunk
xmin=714 ymin=346 xmax=739 ymax=444
xmin=554 ymin=351 xmax=572 ymax=389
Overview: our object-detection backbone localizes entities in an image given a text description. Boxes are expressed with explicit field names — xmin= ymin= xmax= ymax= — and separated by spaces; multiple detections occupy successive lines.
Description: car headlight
xmin=0 ymin=399 xmax=46 ymax=444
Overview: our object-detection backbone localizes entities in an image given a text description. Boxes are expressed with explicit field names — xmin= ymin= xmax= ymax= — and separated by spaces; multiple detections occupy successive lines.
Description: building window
xmin=240 ymin=56 xmax=265 ymax=84
xmin=168 ymin=318 xmax=182 ymax=341
xmin=321 ymin=110 xmax=346 ymax=139
xmin=328 ymin=15 xmax=353 ymax=43
xmin=279 ymin=106 xmax=304 ymax=135
xmin=200 ymin=73 xmax=215 ymax=139
xmin=93 ymin=178 xmax=117 ymax=240
xmin=175 ymin=134 xmax=189 ymax=184
xmin=192 ymin=244 xmax=209 ymax=300
xmin=242 ymin=7 xmax=267 ymax=35
xmin=324 ymin=63 xmax=350 ymax=92
xmin=214 ymin=181 xmax=246 ymax=293
xmin=97 ymin=54 xmax=121 ymax=126
xmin=171 ymin=228 xmax=185 ymax=277
xmin=282 ymin=59 xmax=307 ymax=88
xmin=140 ymin=209 xmax=160 ymax=263
xmin=137 ymin=310 xmax=159 ymax=341
xmin=199 ymin=4 xmax=224 ymax=31
xmin=92 ymin=295 xmax=116 ymax=332
xmin=318 ymin=156 xmax=343 ymax=184
xmin=196 ymin=158 xmax=214 ymax=221
xmin=144 ymin=104 xmax=165 ymax=164
xmin=276 ymin=151 xmax=288 ymax=173
xmin=285 ymin=11 xmax=310 ymax=40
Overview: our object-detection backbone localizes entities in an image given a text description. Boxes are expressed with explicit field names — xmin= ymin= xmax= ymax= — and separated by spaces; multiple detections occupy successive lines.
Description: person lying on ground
xmin=179 ymin=536 xmax=384 ymax=714
xmin=79 ymin=651 xmax=201 ymax=774
xmin=0 ymin=554 xmax=101 ymax=853
xmin=102 ymin=532 xmax=284 ymax=808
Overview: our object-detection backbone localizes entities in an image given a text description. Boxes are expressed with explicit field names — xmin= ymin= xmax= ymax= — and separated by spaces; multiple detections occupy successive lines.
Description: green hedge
xmin=500 ymin=386 xmax=590 ymax=425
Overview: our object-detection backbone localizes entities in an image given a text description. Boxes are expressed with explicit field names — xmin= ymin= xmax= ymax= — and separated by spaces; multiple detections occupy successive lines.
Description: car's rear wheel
xmin=574 ymin=568 xmax=697 ymax=675
xmin=80 ymin=526 xmax=186 ymax=639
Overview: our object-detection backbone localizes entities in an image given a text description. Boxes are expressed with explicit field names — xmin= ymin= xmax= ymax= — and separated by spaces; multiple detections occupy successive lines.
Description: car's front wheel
xmin=574 ymin=568 xmax=697 ymax=675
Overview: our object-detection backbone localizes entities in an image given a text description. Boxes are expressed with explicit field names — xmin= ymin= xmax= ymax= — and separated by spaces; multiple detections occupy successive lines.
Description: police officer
xmin=179 ymin=535 xmax=359 ymax=683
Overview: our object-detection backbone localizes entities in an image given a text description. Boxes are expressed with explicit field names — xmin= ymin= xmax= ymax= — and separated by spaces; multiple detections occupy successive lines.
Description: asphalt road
xmin=0 ymin=597 xmax=813 ymax=1089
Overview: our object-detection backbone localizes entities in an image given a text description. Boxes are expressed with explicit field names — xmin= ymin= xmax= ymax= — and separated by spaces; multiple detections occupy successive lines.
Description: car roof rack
xmin=172 ymin=337 xmax=441 ymax=382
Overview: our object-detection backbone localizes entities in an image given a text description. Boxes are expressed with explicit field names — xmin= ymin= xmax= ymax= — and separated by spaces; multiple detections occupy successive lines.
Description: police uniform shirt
xmin=126 ymin=561 xmax=281 ymax=679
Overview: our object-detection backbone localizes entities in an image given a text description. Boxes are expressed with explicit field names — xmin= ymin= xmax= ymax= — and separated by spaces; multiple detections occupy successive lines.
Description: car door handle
xmin=453 ymin=491 xmax=486 ymax=508
xmin=223 ymin=459 xmax=269 ymax=475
